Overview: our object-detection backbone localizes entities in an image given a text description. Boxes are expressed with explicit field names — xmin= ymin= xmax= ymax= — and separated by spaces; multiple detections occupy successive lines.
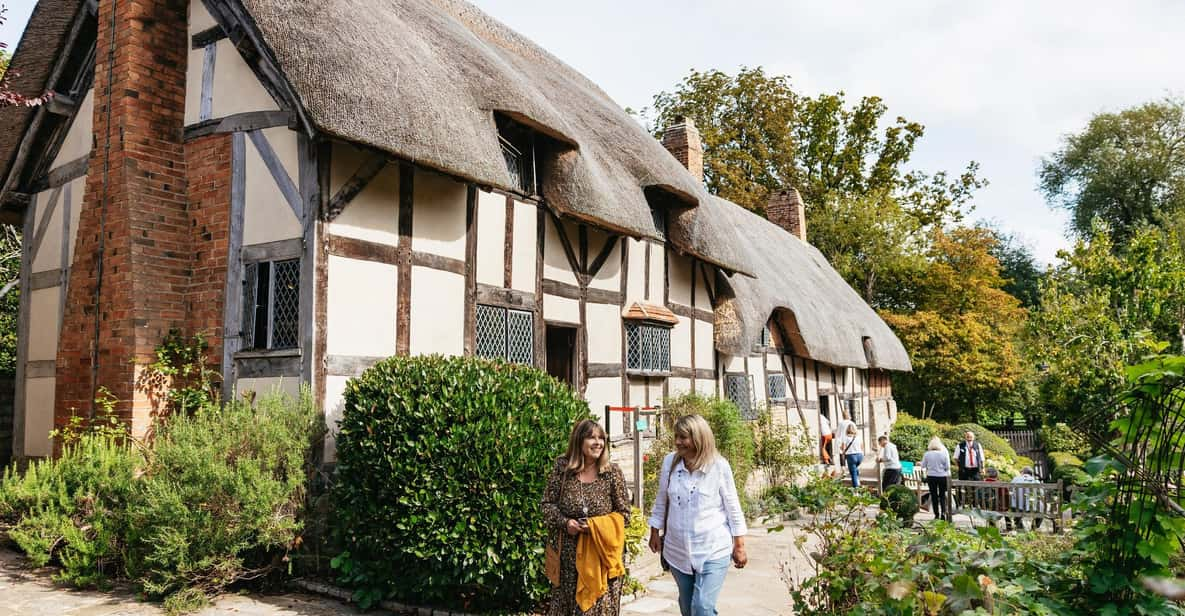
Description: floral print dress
xmin=542 ymin=457 xmax=632 ymax=616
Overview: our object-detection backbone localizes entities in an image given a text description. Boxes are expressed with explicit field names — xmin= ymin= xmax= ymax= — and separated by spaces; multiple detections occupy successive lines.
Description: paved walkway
xmin=0 ymin=549 xmax=392 ymax=616
xmin=623 ymin=521 xmax=813 ymax=616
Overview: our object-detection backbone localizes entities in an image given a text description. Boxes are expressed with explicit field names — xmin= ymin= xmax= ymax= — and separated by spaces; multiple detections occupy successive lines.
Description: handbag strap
xmin=661 ymin=453 xmax=676 ymax=535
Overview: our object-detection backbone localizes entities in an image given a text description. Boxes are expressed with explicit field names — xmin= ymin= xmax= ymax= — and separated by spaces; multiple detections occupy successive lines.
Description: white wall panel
xmin=671 ymin=316 xmax=692 ymax=368
xmin=330 ymin=159 xmax=399 ymax=246
xmin=52 ymin=89 xmax=93 ymax=168
xmin=542 ymin=216 xmax=578 ymax=285
xmin=409 ymin=267 xmax=464 ymax=356
xmin=30 ymin=190 xmax=64 ymax=273
xmin=588 ymin=233 xmax=620 ymax=292
xmin=511 ymin=201 xmax=537 ymax=292
xmin=412 ymin=170 xmax=467 ymax=259
xmin=322 ymin=375 xmax=350 ymax=462
xmin=585 ymin=303 xmax=621 ymax=364
xmin=23 ymin=377 xmax=55 ymax=458
xmin=625 ymin=239 xmax=645 ymax=302
xmin=211 ymin=39 xmax=279 ymax=118
xmin=26 ymin=289 xmax=60 ymax=361
xmin=326 ymin=256 xmax=397 ymax=357
xmin=543 ymin=294 xmax=579 ymax=325
xmin=668 ymin=253 xmax=693 ymax=306
xmin=694 ymin=319 xmax=714 ymax=372
xmin=243 ymin=128 xmax=302 ymax=245
xmin=475 ymin=189 xmax=505 ymax=286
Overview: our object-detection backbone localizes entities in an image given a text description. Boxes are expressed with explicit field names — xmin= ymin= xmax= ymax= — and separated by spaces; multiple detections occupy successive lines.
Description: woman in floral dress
xmin=542 ymin=419 xmax=631 ymax=616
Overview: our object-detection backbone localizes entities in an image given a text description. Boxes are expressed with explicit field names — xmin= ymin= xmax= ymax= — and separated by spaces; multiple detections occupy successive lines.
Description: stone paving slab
xmin=0 ymin=549 xmax=393 ymax=616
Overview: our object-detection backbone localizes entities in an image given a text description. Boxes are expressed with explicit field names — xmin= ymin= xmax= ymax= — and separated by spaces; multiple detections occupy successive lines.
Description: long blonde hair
xmin=563 ymin=419 xmax=610 ymax=475
xmin=674 ymin=414 xmax=718 ymax=471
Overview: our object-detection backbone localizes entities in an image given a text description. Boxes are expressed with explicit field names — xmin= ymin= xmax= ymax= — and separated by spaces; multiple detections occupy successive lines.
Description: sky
xmin=4 ymin=1 xmax=1184 ymax=265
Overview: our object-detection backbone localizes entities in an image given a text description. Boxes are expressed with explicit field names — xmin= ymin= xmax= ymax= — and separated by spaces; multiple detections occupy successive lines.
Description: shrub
xmin=642 ymin=393 xmax=755 ymax=514
xmin=880 ymin=484 xmax=919 ymax=523
xmin=1049 ymin=452 xmax=1088 ymax=487
xmin=0 ymin=390 xmax=317 ymax=612
xmin=940 ymin=423 xmax=1018 ymax=460
xmin=753 ymin=410 xmax=813 ymax=488
xmin=1040 ymin=423 xmax=1091 ymax=457
xmin=890 ymin=422 xmax=936 ymax=463
xmin=330 ymin=355 xmax=588 ymax=612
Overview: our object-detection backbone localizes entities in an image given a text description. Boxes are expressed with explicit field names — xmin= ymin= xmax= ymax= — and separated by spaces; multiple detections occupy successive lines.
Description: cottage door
xmin=545 ymin=325 xmax=577 ymax=388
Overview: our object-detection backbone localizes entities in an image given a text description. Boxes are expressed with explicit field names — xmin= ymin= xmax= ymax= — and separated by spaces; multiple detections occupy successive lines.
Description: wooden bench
xmin=949 ymin=479 xmax=1065 ymax=531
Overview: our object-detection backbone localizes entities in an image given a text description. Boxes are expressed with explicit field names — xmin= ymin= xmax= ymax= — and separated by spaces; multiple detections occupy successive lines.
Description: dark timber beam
xmin=44 ymin=93 xmax=77 ymax=117
xmin=325 ymin=153 xmax=387 ymax=221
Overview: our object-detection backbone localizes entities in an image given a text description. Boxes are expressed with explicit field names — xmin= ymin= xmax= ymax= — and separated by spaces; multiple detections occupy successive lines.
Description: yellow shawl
xmin=575 ymin=511 xmax=626 ymax=611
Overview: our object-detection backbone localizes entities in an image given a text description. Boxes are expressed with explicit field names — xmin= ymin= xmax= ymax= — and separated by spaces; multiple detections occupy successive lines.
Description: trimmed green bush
xmin=880 ymin=484 xmax=919 ymax=522
xmin=330 ymin=355 xmax=589 ymax=612
xmin=1041 ymin=423 xmax=1091 ymax=458
xmin=889 ymin=422 xmax=935 ymax=463
xmin=940 ymin=423 xmax=1018 ymax=460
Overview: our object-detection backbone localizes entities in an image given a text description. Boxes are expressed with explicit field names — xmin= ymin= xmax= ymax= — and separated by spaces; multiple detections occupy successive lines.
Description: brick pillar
xmin=56 ymin=0 xmax=190 ymax=438
xmin=661 ymin=116 xmax=704 ymax=185
xmin=767 ymin=188 xmax=807 ymax=242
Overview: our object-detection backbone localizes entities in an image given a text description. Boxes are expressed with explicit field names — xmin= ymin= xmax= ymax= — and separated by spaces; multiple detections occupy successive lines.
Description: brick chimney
xmin=661 ymin=116 xmax=704 ymax=184
xmin=767 ymin=188 xmax=807 ymax=241
xmin=56 ymin=0 xmax=191 ymax=437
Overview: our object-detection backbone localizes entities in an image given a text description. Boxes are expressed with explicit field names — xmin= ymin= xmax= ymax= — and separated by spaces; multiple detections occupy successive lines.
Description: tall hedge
xmin=331 ymin=355 xmax=589 ymax=612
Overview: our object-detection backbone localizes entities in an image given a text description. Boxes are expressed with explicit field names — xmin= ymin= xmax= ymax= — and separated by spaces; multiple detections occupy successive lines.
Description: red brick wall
xmin=183 ymin=134 xmax=232 ymax=373
xmin=56 ymin=0 xmax=191 ymax=436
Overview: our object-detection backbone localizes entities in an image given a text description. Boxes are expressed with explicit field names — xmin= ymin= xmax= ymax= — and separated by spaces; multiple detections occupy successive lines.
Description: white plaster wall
xmin=671 ymin=316 xmax=692 ymax=369
xmin=330 ymin=154 xmax=399 ymax=246
xmin=243 ymin=127 xmax=302 ymax=245
xmin=475 ymin=189 xmax=505 ymax=287
xmin=236 ymin=376 xmax=301 ymax=400
xmin=585 ymin=378 xmax=620 ymax=435
xmin=211 ymin=39 xmax=279 ymax=119
xmin=694 ymin=377 xmax=715 ymax=397
xmin=668 ymin=253 xmax=693 ymax=306
xmin=51 ymin=89 xmax=93 ymax=169
xmin=543 ymin=294 xmax=579 ymax=325
xmin=587 ymin=232 xmax=620 ymax=292
xmin=26 ymin=289 xmax=59 ymax=361
xmin=326 ymin=256 xmax=397 ymax=357
xmin=183 ymin=47 xmax=204 ymax=125
xmin=409 ymin=267 xmax=464 ymax=356
xmin=510 ymin=201 xmax=538 ymax=292
xmin=723 ymin=354 xmax=744 ymax=374
xmin=322 ymin=375 xmax=350 ymax=462
xmin=585 ymin=303 xmax=621 ymax=364
xmin=696 ymin=267 xmax=713 ymax=307
xmin=30 ymin=189 xmax=64 ymax=273
xmin=542 ymin=216 xmax=577 ymax=285
xmin=668 ymin=377 xmax=692 ymax=399
xmin=189 ymin=0 xmax=217 ymax=33
xmin=625 ymin=239 xmax=645 ymax=302
xmin=648 ymin=244 xmax=664 ymax=302
xmin=694 ymin=319 xmax=713 ymax=372
xmin=648 ymin=379 xmax=664 ymax=408
xmin=24 ymin=377 xmax=55 ymax=457
xmin=628 ymin=378 xmax=649 ymax=407
xmin=412 ymin=170 xmax=466 ymax=259
xmin=749 ymin=354 xmax=767 ymax=408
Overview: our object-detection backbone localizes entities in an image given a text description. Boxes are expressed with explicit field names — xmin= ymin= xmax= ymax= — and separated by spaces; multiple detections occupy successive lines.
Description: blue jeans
xmin=670 ymin=554 xmax=731 ymax=616
xmin=845 ymin=453 xmax=864 ymax=488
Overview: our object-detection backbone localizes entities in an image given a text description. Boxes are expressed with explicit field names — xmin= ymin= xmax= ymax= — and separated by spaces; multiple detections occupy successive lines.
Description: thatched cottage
xmin=0 ymin=0 xmax=910 ymax=477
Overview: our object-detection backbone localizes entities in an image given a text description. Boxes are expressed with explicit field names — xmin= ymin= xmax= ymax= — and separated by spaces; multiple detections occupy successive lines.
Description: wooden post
xmin=945 ymin=476 xmax=953 ymax=523
xmin=633 ymin=406 xmax=643 ymax=509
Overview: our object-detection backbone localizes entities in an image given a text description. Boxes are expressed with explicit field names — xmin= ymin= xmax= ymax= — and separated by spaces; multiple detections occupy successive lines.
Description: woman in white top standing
xmin=647 ymin=414 xmax=748 ymax=616
xmin=840 ymin=423 xmax=864 ymax=489
xmin=920 ymin=437 xmax=952 ymax=522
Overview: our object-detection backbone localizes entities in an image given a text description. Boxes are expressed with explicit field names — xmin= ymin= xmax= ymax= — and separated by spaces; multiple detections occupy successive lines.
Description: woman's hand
xmin=648 ymin=528 xmax=661 ymax=553
xmin=731 ymin=539 xmax=747 ymax=569
xmin=566 ymin=518 xmax=584 ymax=536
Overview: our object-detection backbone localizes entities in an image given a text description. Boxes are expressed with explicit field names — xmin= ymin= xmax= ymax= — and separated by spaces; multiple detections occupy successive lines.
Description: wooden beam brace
xmin=183 ymin=110 xmax=293 ymax=141
xmin=44 ymin=93 xmax=76 ymax=117
xmin=29 ymin=186 xmax=62 ymax=258
xmin=547 ymin=210 xmax=581 ymax=275
xmin=191 ymin=25 xmax=227 ymax=49
xmin=587 ymin=236 xmax=620 ymax=278
xmin=475 ymin=284 xmax=535 ymax=311
xmin=247 ymin=129 xmax=303 ymax=222
xmin=325 ymin=153 xmax=387 ymax=221
xmin=29 ymin=155 xmax=88 ymax=193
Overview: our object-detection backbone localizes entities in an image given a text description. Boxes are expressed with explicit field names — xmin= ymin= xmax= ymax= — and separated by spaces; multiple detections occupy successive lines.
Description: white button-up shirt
xmin=647 ymin=453 xmax=748 ymax=575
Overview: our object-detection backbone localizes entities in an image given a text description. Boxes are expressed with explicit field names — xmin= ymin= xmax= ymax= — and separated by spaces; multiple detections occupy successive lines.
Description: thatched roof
xmin=0 ymin=0 xmax=79 ymax=198
xmin=712 ymin=198 xmax=911 ymax=371
xmin=238 ymin=0 xmax=756 ymax=275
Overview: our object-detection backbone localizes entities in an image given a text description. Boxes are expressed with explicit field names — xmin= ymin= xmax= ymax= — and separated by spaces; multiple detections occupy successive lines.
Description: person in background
xmin=1007 ymin=467 xmax=1042 ymax=532
xmin=840 ymin=422 xmax=864 ymax=489
xmin=955 ymin=431 xmax=985 ymax=481
xmin=648 ymin=414 xmax=747 ymax=616
xmin=819 ymin=412 xmax=833 ymax=465
xmin=921 ymin=437 xmax=951 ymax=522
xmin=833 ymin=408 xmax=853 ymax=474
xmin=877 ymin=435 xmax=902 ymax=490
xmin=542 ymin=419 xmax=631 ymax=616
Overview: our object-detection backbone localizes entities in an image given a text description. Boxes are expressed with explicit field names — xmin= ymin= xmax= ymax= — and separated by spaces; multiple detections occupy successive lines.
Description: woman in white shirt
xmin=920 ymin=437 xmax=952 ymax=522
xmin=840 ymin=423 xmax=864 ymax=489
xmin=647 ymin=414 xmax=748 ymax=616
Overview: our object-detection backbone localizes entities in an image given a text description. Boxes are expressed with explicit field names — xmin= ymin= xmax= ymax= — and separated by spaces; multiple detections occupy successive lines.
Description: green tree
xmin=649 ymin=67 xmax=983 ymax=222
xmin=1025 ymin=223 xmax=1185 ymax=422
xmin=1040 ymin=97 xmax=1185 ymax=247
xmin=883 ymin=227 xmax=1026 ymax=422
xmin=981 ymin=223 xmax=1042 ymax=308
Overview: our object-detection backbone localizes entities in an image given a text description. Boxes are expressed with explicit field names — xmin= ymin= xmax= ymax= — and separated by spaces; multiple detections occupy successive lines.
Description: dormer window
xmin=651 ymin=206 xmax=667 ymax=240
xmin=496 ymin=115 xmax=538 ymax=196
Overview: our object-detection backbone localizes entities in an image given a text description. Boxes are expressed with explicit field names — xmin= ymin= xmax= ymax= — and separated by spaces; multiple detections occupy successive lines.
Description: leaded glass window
xmin=475 ymin=304 xmax=534 ymax=365
xmin=768 ymin=374 xmax=787 ymax=403
xmin=726 ymin=374 xmax=755 ymax=419
xmin=760 ymin=325 xmax=772 ymax=348
xmin=625 ymin=322 xmax=671 ymax=374
xmin=241 ymin=258 xmax=300 ymax=350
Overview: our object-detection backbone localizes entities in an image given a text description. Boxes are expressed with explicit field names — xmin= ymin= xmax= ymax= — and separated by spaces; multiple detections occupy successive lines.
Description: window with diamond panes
xmin=726 ymin=374 xmax=755 ymax=419
xmin=625 ymin=322 xmax=671 ymax=374
xmin=475 ymin=304 xmax=533 ymax=365
xmin=760 ymin=325 xmax=772 ymax=348
xmin=241 ymin=258 xmax=300 ymax=350
xmin=767 ymin=374 xmax=787 ymax=403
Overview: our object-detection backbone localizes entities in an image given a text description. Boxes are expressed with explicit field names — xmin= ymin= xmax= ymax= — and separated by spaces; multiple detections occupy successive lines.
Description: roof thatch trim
xmin=236 ymin=0 xmax=756 ymax=275
xmin=711 ymin=198 xmax=912 ymax=371
xmin=0 ymin=0 xmax=83 ymax=199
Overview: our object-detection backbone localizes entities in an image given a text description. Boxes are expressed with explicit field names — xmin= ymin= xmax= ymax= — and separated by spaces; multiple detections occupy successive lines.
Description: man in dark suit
xmin=955 ymin=431 xmax=985 ymax=481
